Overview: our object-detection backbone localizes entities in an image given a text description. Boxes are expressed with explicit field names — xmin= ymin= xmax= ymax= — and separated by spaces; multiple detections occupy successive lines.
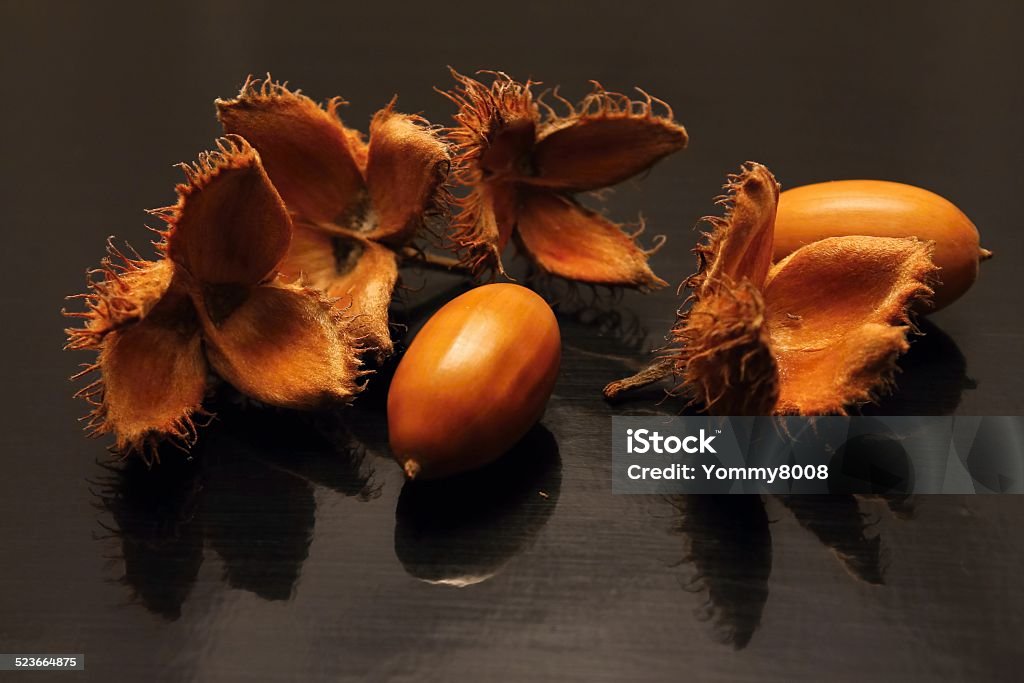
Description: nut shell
xmin=775 ymin=180 xmax=988 ymax=311
xmin=387 ymin=283 xmax=561 ymax=479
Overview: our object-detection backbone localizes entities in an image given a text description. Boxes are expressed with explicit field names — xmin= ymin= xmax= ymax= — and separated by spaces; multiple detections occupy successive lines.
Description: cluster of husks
xmin=66 ymin=72 xmax=689 ymax=457
xmin=604 ymin=163 xmax=938 ymax=415
xmin=216 ymin=78 xmax=453 ymax=360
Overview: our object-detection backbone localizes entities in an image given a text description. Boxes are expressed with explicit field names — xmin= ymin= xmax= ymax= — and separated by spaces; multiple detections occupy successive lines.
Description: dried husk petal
xmin=773 ymin=322 xmax=910 ymax=415
xmin=529 ymin=83 xmax=688 ymax=192
xmin=158 ymin=136 xmax=292 ymax=287
xmin=94 ymin=282 xmax=208 ymax=455
xmin=605 ymin=162 xmax=938 ymax=415
xmin=216 ymin=76 xmax=368 ymax=225
xmin=199 ymin=280 xmax=364 ymax=409
xmin=689 ymin=163 xmax=779 ymax=295
xmin=515 ymin=190 xmax=667 ymax=290
xmin=65 ymin=247 xmax=207 ymax=458
xmin=364 ymin=103 xmax=452 ymax=244
xmin=450 ymin=182 xmax=520 ymax=275
xmin=278 ymin=225 xmax=399 ymax=359
xmin=764 ymin=236 xmax=935 ymax=413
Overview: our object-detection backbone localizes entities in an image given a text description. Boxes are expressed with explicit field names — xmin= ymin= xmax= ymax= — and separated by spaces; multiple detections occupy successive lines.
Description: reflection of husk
xmin=201 ymin=441 xmax=316 ymax=601
xmin=95 ymin=457 xmax=204 ymax=620
xmin=777 ymin=495 xmax=886 ymax=584
xmin=394 ymin=425 xmax=561 ymax=587
xmin=95 ymin=409 xmax=375 ymax=618
xmin=675 ymin=495 xmax=772 ymax=649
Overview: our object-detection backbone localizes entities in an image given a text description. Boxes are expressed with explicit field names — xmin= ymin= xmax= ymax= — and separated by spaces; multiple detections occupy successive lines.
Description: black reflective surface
xmin=2 ymin=1 xmax=1024 ymax=681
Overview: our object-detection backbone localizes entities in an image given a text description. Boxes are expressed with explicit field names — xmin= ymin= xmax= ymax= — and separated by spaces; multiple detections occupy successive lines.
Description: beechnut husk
xmin=64 ymin=71 xmax=977 ymax=460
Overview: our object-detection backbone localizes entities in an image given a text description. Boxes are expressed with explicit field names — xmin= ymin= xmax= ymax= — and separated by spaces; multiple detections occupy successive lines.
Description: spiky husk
xmin=444 ymin=71 xmax=683 ymax=284
xmin=671 ymin=280 xmax=779 ymax=415
xmin=442 ymin=70 xmax=537 ymax=274
xmin=604 ymin=163 xmax=778 ymax=406
xmin=66 ymin=136 xmax=369 ymax=459
xmin=219 ymin=77 xmax=453 ymax=358
xmin=605 ymin=162 xmax=937 ymax=416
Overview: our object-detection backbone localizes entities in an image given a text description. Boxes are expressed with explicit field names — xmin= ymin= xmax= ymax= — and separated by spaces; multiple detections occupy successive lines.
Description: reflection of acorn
xmin=394 ymin=425 xmax=561 ymax=587
xmin=962 ymin=417 xmax=1024 ymax=494
xmin=677 ymin=495 xmax=771 ymax=649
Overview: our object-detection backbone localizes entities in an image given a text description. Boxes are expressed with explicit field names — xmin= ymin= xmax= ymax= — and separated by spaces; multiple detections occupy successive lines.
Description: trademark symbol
xmin=716 ymin=429 xmax=722 ymax=434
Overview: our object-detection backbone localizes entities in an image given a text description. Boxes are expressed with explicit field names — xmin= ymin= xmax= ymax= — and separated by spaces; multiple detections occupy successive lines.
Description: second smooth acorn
xmin=387 ymin=284 xmax=561 ymax=480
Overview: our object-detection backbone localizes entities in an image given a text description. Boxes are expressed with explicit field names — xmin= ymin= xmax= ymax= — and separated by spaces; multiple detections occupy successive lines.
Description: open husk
xmin=442 ymin=70 xmax=688 ymax=287
xmin=65 ymin=137 xmax=364 ymax=459
xmin=604 ymin=162 xmax=937 ymax=415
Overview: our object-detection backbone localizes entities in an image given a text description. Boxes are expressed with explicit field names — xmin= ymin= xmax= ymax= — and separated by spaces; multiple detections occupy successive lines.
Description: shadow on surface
xmin=675 ymin=495 xmax=772 ymax=650
xmin=865 ymin=318 xmax=975 ymax=415
xmin=776 ymin=495 xmax=886 ymax=585
xmin=394 ymin=424 xmax=562 ymax=587
xmin=827 ymin=431 xmax=915 ymax=501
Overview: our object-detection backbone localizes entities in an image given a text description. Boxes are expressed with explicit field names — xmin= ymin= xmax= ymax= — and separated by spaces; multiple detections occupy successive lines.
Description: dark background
xmin=1 ymin=1 xmax=1022 ymax=680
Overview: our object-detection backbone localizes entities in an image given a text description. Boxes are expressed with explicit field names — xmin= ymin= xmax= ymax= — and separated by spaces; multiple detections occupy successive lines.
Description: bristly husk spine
xmin=63 ymin=240 xmax=170 ymax=351
xmin=442 ymin=69 xmax=537 ymax=276
xmin=535 ymin=80 xmax=682 ymax=138
xmin=63 ymin=246 xmax=211 ymax=462
xmin=604 ymin=164 xmax=775 ymax=407
xmin=147 ymin=135 xmax=263 ymax=254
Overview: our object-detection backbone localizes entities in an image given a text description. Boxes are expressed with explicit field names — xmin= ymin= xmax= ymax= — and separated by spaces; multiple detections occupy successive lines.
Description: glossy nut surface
xmin=775 ymin=180 xmax=987 ymax=311
xmin=387 ymin=284 xmax=561 ymax=479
